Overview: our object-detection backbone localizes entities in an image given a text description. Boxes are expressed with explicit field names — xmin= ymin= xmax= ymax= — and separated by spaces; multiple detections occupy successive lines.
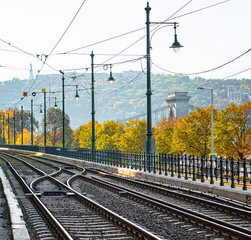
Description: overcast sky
xmin=0 ymin=0 xmax=250 ymax=86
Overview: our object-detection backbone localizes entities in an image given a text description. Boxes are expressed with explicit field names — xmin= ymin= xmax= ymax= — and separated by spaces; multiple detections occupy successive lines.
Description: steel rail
xmin=86 ymin=175 xmax=251 ymax=239
xmin=2 ymin=153 xmax=162 ymax=240
xmin=99 ymin=172 xmax=251 ymax=216
xmin=0 ymin=156 xmax=74 ymax=240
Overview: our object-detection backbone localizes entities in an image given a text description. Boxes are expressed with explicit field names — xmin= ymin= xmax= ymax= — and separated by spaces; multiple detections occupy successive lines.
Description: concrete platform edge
xmin=0 ymin=167 xmax=30 ymax=240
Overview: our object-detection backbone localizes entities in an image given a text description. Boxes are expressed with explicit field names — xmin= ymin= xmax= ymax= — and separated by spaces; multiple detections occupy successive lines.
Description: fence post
xmin=243 ymin=158 xmax=247 ymax=190
xmin=159 ymin=153 xmax=162 ymax=175
xmin=192 ymin=155 xmax=196 ymax=181
xmin=138 ymin=153 xmax=142 ymax=171
xmin=153 ymin=153 xmax=156 ymax=174
xmin=164 ymin=154 xmax=168 ymax=176
xmin=231 ymin=157 xmax=235 ymax=188
xmin=226 ymin=158 xmax=229 ymax=182
xmin=210 ymin=155 xmax=214 ymax=184
xmin=143 ymin=153 xmax=146 ymax=172
xmin=215 ymin=157 xmax=218 ymax=181
xmin=201 ymin=156 xmax=205 ymax=183
xmin=220 ymin=156 xmax=224 ymax=186
xmin=184 ymin=154 xmax=188 ymax=180
xmin=171 ymin=154 xmax=174 ymax=177
xmin=178 ymin=154 xmax=181 ymax=178
xmin=148 ymin=153 xmax=151 ymax=173
xmin=237 ymin=158 xmax=240 ymax=185
xmin=188 ymin=155 xmax=191 ymax=177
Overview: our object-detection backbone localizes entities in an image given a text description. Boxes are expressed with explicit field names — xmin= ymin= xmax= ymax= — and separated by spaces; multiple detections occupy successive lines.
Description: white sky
xmin=0 ymin=0 xmax=250 ymax=86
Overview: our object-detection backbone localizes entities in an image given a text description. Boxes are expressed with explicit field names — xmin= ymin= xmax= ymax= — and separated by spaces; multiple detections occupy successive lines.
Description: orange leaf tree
xmin=215 ymin=101 xmax=251 ymax=160
xmin=172 ymin=107 xmax=218 ymax=157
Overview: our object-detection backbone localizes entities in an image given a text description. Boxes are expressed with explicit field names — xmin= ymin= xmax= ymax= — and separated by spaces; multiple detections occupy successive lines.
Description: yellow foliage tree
xmin=117 ymin=119 xmax=148 ymax=153
xmin=172 ymin=107 xmax=218 ymax=157
xmin=96 ymin=120 xmax=124 ymax=150
xmin=73 ymin=121 xmax=101 ymax=149
xmin=215 ymin=101 xmax=251 ymax=160
xmin=155 ymin=118 xmax=178 ymax=154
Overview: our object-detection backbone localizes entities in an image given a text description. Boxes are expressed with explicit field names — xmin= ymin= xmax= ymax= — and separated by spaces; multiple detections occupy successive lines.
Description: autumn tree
xmin=215 ymin=101 xmax=251 ymax=160
xmin=155 ymin=118 xmax=178 ymax=154
xmin=117 ymin=119 xmax=148 ymax=153
xmin=44 ymin=107 xmax=73 ymax=147
xmin=96 ymin=120 xmax=124 ymax=150
xmin=73 ymin=120 xmax=101 ymax=149
xmin=172 ymin=107 xmax=218 ymax=157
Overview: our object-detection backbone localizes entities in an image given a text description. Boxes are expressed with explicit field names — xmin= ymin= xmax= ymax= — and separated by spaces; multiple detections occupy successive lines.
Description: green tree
xmin=45 ymin=107 xmax=73 ymax=147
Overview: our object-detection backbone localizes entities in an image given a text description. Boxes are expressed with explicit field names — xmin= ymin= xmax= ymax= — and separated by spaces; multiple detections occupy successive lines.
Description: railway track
xmin=1 ymin=151 xmax=251 ymax=239
xmin=0 ymin=152 xmax=161 ymax=240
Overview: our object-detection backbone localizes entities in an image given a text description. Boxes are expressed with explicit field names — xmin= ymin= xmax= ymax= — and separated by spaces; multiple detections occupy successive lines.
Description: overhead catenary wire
xmin=151 ymin=48 xmax=251 ymax=76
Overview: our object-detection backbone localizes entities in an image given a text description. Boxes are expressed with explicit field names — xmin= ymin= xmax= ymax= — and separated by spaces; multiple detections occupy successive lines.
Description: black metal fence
xmin=1 ymin=144 xmax=250 ymax=190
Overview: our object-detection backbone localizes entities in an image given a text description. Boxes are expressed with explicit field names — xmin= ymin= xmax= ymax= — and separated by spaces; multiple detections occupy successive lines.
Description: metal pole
xmin=145 ymin=2 xmax=153 ymax=154
xmin=13 ymin=110 xmax=16 ymax=145
xmin=61 ymin=72 xmax=65 ymax=148
xmin=7 ymin=113 xmax=9 ymax=145
xmin=2 ymin=114 xmax=5 ymax=144
xmin=31 ymin=99 xmax=33 ymax=146
xmin=211 ymin=89 xmax=214 ymax=153
xmin=91 ymin=51 xmax=96 ymax=152
xmin=21 ymin=105 xmax=23 ymax=145
xmin=44 ymin=92 xmax=46 ymax=146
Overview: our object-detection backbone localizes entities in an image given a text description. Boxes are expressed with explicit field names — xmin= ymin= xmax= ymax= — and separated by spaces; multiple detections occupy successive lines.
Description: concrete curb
xmin=0 ymin=167 xmax=30 ymax=240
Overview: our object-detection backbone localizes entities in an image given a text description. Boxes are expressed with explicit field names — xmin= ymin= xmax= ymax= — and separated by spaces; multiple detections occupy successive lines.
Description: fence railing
xmin=1 ymin=144 xmax=250 ymax=191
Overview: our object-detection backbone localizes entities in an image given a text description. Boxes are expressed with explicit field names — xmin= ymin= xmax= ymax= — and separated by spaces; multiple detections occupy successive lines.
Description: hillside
xmin=0 ymin=71 xmax=250 ymax=129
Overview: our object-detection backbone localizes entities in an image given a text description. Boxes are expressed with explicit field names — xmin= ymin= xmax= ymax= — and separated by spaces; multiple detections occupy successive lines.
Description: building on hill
xmin=162 ymin=92 xmax=191 ymax=119
xmin=118 ymin=91 xmax=192 ymax=124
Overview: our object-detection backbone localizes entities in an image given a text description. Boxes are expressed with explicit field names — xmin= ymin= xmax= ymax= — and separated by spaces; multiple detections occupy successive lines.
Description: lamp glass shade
xmin=170 ymin=34 xmax=183 ymax=53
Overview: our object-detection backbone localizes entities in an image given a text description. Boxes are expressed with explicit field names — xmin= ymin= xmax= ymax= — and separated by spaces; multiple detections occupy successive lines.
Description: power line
xmin=152 ymin=48 xmax=251 ymax=76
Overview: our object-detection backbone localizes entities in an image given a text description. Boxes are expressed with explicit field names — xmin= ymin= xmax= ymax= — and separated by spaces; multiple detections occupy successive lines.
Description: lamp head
xmin=75 ymin=85 xmax=80 ymax=99
xmin=107 ymin=64 xmax=116 ymax=82
xmin=170 ymin=35 xmax=183 ymax=53
xmin=170 ymin=23 xmax=183 ymax=53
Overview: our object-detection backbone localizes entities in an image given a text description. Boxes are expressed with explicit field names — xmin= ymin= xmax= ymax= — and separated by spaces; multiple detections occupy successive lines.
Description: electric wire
xmin=95 ymin=69 xmax=145 ymax=95
xmin=10 ymin=0 xmax=88 ymax=105
xmin=152 ymin=48 xmax=251 ymax=76
xmin=168 ymin=0 xmax=231 ymax=21
xmin=47 ymin=0 xmax=87 ymax=57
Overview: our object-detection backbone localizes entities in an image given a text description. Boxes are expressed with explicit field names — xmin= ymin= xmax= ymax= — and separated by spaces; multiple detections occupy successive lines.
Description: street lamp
xmin=145 ymin=2 xmax=183 ymax=154
xmin=60 ymin=71 xmax=81 ymax=148
xmin=21 ymin=105 xmax=23 ymax=145
xmin=31 ymin=99 xmax=34 ymax=145
xmin=90 ymin=51 xmax=116 ymax=154
xmin=7 ymin=113 xmax=9 ymax=145
xmin=42 ymin=89 xmax=47 ymax=147
xmin=197 ymin=87 xmax=215 ymax=156
xmin=13 ymin=110 xmax=16 ymax=145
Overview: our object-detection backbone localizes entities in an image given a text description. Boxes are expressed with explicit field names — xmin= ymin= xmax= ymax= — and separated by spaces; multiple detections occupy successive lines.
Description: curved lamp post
xmin=60 ymin=71 xmax=80 ymax=148
xmin=90 ymin=51 xmax=116 ymax=155
xmin=145 ymin=2 xmax=183 ymax=155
